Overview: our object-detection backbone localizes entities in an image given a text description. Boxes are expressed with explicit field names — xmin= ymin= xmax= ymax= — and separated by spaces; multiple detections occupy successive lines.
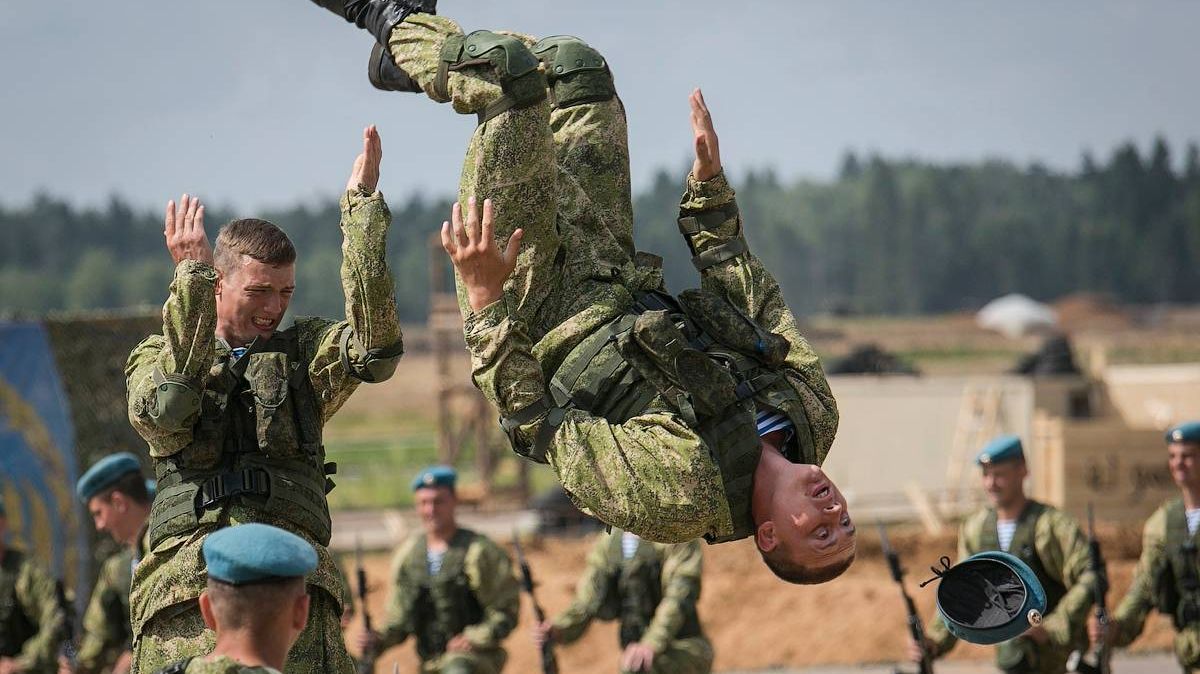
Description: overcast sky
xmin=1 ymin=1 xmax=1197 ymax=212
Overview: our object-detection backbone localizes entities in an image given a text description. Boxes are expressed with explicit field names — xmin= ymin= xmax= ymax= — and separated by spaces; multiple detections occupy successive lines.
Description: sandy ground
xmin=340 ymin=527 xmax=1178 ymax=674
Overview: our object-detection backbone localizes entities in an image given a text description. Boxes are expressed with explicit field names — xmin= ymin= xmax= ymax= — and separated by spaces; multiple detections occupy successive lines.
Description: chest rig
xmin=0 ymin=550 xmax=38 ymax=657
xmin=1152 ymin=498 xmax=1200 ymax=630
xmin=979 ymin=502 xmax=1068 ymax=614
xmin=501 ymin=287 xmax=811 ymax=543
xmin=149 ymin=326 xmax=336 ymax=549
xmin=598 ymin=534 xmax=701 ymax=648
xmin=402 ymin=530 xmax=485 ymax=660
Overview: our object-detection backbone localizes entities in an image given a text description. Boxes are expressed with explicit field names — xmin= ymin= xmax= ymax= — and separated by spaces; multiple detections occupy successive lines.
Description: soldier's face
xmin=981 ymin=460 xmax=1027 ymax=507
xmin=88 ymin=492 xmax=139 ymax=545
xmin=415 ymin=486 xmax=457 ymax=534
xmin=215 ymin=255 xmax=296 ymax=346
xmin=1168 ymin=442 xmax=1200 ymax=489
xmin=766 ymin=464 xmax=856 ymax=566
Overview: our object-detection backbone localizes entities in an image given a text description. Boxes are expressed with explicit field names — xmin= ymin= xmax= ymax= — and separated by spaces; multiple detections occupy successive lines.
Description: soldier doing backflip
xmin=309 ymin=0 xmax=852 ymax=585
xmin=124 ymin=127 xmax=404 ymax=673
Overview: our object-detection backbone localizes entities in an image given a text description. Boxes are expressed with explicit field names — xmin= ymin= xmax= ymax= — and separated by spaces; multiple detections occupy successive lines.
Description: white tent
xmin=976 ymin=293 xmax=1058 ymax=338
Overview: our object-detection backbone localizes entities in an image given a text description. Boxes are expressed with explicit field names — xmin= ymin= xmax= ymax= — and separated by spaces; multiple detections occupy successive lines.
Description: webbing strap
xmin=677 ymin=203 xmax=739 ymax=236
xmin=434 ymin=34 xmax=465 ymax=102
xmin=691 ymin=236 xmax=748 ymax=271
xmin=549 ymin=314 xmax=636 ymax=407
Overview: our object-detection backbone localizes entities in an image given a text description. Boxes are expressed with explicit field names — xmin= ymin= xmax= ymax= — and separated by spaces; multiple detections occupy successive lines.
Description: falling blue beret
xmin=76 ymin=452 xmax=142 ymax=502
xmin=976 ymin=434 xmax=1024 ymax=466
xmin=936 ymin=550 xmax=1047 ymax=645
xmin=1167 ymin=421 xmax=1200 ymax=445
xmin=412 ymin=465 xmax=457 ymax=492
xmin=203 ymin=523 xmax=317 ymax=585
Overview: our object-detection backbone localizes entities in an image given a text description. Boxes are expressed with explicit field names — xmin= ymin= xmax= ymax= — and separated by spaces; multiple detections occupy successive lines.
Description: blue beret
xmin=976 ymin=434 xmax=1024 ymax=466
xmin=412 ymin=465 xmax=457 ymax=492
xmin=203 ymin=523 xmax=317 ymax=585
xmin=1167 ymin=421 xmax=1200 ymax=445
xmin=145 ymin=479 xmax=158 ymax=499
xmin=935 ymin=550 xmax=1047 ymax=645
xmin=76 ymin=452 xmax=142 ymax=502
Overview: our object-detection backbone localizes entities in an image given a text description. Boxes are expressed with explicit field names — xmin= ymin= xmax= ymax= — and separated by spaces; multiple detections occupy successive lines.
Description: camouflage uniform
xmin=1106 ymin=498 xmax=1200 ymax=670
xmin=0 ymin=548 xmax=65 ymax=673
xmin=124 ymin=188 xmax=403 ymax=674
xmin=377 ymin=528 xmax=519 ymax=674
xmin=926 ymin=501 xmax=1094 ymax=673
xmin=77 ymin=535 xmax=142 ymax=674
xmin=385 ymin=14 xmax=837 ymax=545
xmin=553 ymin=532 xmax=712 ymax=674
xmin=159 ymin=655 xmax=280 ymax=674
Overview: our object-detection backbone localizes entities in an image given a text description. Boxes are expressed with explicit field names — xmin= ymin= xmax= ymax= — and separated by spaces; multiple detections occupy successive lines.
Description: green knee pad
xmin=436 ymin=30 xmax=546 ymax=123
xmin=531 ymin=35 xmax=615 ymax=108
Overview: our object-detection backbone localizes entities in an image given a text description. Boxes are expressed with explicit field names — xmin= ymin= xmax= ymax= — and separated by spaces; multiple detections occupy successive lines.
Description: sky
xmin=1 ymin=1 xmax=1197 ymax=212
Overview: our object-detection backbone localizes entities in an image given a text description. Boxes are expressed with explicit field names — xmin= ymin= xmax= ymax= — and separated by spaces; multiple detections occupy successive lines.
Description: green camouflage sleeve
xmin=460 ymin=537 xmax=520 ymax=649
xmin=677 ymin=171 xmax=838 ymax=463
xmin=463 ymin=302 xmax=728 ymax=543
xmin=640 ymin=540 xmax=704 ymax=654
xmin=75 ymin=552 xmax=131 ymax=674
xmin=1109 ymin=506 xmax=1167 ymax=648
xmin=1034 ymin=509 xmax=1096 ymax=648
xmin=125 ymin=259 xmax=218 ymax=457
xmin=379 ymin=538 xmax=419 ymax=650
xmin=14 ymin=556 xmax=66 ymax=671
xmin=552 ymin=534 xmax=613 ymax=645
xmin=926 ymin=519 xmax=974 ymax=657
xmin=306 ymin=188 xmax=404 ymax=423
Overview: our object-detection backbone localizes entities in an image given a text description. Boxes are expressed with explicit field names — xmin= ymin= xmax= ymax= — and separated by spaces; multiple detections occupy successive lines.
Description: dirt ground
xmin=344 ymin=527 xmax=1177 ymax=674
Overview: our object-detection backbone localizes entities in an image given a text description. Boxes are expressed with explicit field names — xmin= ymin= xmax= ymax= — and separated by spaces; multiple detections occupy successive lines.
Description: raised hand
xmin=689 ymin=88 xmax=722 ymax=182
xmin=347 ymin=125 xmax=383 ymax=193
xmin=440 ymin=197 xmax=523 ymax=313
xmin=164 ymin=193 xmax=213 ymax=265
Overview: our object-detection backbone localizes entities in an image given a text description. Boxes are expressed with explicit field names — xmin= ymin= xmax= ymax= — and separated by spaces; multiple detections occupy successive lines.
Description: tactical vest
xmin=602 ymin=534 xmax=701 ymax=648
xmin=1152 ymin=499 xmax=1200 ymax=630
xmin=502 ymin=288 xmax=810 ymax=544
xmin=403 ymin=530 xmax=484 ymax=661
xmin=149 ymin=323 xmax=336 ymax=549
xmin=979 ymin=502 xmax=1068 ymax=614
xmin=0 ymin=550 xmax=38 ymax=657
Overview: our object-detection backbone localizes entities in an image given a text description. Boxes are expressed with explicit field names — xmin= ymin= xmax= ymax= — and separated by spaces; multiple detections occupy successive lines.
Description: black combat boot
xmin=367 ymin=42 xmax=422 ymax=92
xmin=309 ymin=0 xmax=437 ymax=45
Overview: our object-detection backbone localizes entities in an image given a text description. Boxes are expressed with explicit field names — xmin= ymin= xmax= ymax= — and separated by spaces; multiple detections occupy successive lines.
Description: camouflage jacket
xmin=0 ymin=548 xmax=65 ymax=673
xmin=928 ymin=501 xmax=1095 ymax=660
xmin=462 ymin=172 xmax=837 ymax=543
xmin=553 ymin=532 xmax=706 ymax=655
xmin=175 ymin=655 xmax=280 ymax=674
xmin=125 ymin=189 xmax=401 ymax=635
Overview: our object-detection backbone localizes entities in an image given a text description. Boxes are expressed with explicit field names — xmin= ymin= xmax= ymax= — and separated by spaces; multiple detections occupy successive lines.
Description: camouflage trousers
xmin=130 ymin=588 xmax=352 ymax=674
xmin=416 ymin=648 xmax=506 ymax=674
xmin=627 ymin=636 xmax=713 ymax=674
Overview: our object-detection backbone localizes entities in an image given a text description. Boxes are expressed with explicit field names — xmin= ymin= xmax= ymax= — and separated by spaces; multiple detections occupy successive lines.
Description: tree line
xmin=3 ymin=138 xmax=1198 ymax=321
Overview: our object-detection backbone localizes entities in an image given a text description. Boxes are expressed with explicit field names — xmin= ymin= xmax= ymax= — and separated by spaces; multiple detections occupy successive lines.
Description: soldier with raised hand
xmin=124 ymin=125 xmax=404 ymax=674
xmin=65 ymin=453 xmax=153 ymax=674
xmin=0 ymin=490 xmax=66 ymax=674
xmin=531 ymin=532 xmax=712 ymax=674
xmin=358 ymin=466 xmax=519 ymax=674
xmin=150 ymin=523 xmax=319 ymax=674
xmin=309 ymin=1 xmax=849 ymax=586
xmin=909 ymin=435 xmax=1095 ymax=673
xmin=1090 ymin=421 xmax=1200 ymax=670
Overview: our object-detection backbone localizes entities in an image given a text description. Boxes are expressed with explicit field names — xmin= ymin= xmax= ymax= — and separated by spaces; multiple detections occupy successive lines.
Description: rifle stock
xmin=513 ymin=530 xmax=559 ymax=674
xmin=1085 ymin=503 xmax=1111 ymax=674
xmin=356 ymin=536 xmax=377 ymax=674
xmin=877 ymin=523 xmax=933 ymax=674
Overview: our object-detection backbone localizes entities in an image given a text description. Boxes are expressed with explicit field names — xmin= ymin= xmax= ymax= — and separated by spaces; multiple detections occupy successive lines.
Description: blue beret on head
xmin=76 ymin=452 xmax=142 ymax=502
xmin=412 ymin=465 xmax=457 ymax=492
xmin=1167 ymin=421 xmax=1200 ymax=445
xmin=976 ymin=434 xmax=1024 ymax=466
xmin=935 ymin=550 xmax=1047 ymax=645
xmin=203 ymin=523 xmax=317 ymax=585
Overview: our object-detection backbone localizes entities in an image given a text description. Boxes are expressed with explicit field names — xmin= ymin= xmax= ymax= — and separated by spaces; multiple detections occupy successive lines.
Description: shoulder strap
xmin=977 ymin=508 xmax=1000 ymax=552
xmin=1166 ymin=498 xmax=1190 ymax=548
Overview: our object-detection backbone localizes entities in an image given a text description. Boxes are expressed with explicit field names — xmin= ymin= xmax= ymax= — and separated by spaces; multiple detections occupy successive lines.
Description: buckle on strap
xmin=692 ymin=236 xmax=748 ymax=271
xmin=195 ymin=468 xmax=271 ymax=510
xmin=677 ymin=203 xmax=739 ymax=236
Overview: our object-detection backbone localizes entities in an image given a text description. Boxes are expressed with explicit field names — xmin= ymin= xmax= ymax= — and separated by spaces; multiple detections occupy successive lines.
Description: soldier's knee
xmin=531 ymin=35 xmax=616 ymax=109
xmin=436 ymin=30 xmax=546 ymax=122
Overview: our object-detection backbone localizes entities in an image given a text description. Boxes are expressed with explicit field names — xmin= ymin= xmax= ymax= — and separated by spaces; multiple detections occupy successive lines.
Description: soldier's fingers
xmin=196 ymin=205 xmax=205 ymax=234
xmin=464 ymin=196 xmax=479 ymax=247
xmin=451 ymin=202 xmax=468 ymax=248
xmin=481 ymin=199 xmax=495 ymax=248
xmin=184 ymin=195 xmax=199 ymax=233
xmin=440 ymin=221 xmax=458 ymax=256
xmin=165 ymin=200 xmax=176 ymax=237
xmin=503 ymin=229 xmax=524 ymax=270
xmin=366 ymin=125 xmax=382 ymax=161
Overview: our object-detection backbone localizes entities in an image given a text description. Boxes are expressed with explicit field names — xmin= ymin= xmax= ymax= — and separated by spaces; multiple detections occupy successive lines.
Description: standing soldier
xmin=69 ymin=453 xmax=153 ymax=674
xmin=124 ymin=126 xmax=404 ymax=674
xmin=1089 ymin=421 xmax=1200 ymax=671
xmin=0 ymin=489 xmax=66 ymax=674
xmin=151 ymin=523 xmax=321 ymax=674
xmin=909 ymin=435 xmax=1095 ymax=673
xmin=358 ymin=466 xmax=519 ymax=673
xmin=531 ymin=532 xmax=712 ymax=674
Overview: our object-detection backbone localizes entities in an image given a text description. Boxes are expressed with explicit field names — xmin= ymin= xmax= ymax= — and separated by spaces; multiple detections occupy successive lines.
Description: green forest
xmin=3 ymin=138 xmax=1198 ymax=321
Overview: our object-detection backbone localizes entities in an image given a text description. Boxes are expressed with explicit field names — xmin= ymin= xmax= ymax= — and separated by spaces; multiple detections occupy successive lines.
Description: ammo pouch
xmin=995 ymin=636 xmax=1039 ymax=674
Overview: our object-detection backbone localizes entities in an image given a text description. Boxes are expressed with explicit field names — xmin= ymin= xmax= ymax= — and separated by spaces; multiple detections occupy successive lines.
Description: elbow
xmin=146 ymin=372 xmax=202 ymax=432
xmin=345 ymin=335 xmax=405 ymax=383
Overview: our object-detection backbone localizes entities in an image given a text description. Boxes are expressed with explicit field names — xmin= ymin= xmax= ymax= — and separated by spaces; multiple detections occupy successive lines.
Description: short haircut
xmin=97 ymin=471 xmax=151 ymax=506
xmin=213 ymin=219 xmax=296 ymax=275
xmin=206 ymin=576 xmax=307 ymax=631
xmin=760 ymin=547 xmax=856 ymax=585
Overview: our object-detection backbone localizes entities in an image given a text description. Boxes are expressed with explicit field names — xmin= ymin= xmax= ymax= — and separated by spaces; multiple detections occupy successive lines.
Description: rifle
xmin=1068 ymin=504 xmax=1110 ymax=674
xmin=877 ymin=523 xmax=933 ymax=674
xmin=512 ymin=529 xmax=558 ymax=674
xmin=356 ymin=536 xmax=376 ymax=674
xmin=54 ymin=579 xmax=78 ymax=667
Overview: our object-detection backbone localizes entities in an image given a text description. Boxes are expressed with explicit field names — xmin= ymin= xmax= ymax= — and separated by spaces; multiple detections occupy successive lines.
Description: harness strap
xmin=676 ymin=203 xmax=739 ymax=236
xmin=692 ymin=236 xmax=748 ymax=271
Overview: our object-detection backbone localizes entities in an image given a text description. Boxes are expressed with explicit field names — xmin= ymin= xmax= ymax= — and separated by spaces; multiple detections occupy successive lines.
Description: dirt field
xmin=343 ymin=527 xmax=1177 ymax=674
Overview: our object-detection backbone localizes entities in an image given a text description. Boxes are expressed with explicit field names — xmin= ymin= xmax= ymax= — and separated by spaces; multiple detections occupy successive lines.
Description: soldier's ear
xmin=198 ymin=591 xmax=217 ymax=630
xmin=292 ymin=592 xmax=311 ymax=632
xmin=755 ymin=521 xmax=778 ymax=553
